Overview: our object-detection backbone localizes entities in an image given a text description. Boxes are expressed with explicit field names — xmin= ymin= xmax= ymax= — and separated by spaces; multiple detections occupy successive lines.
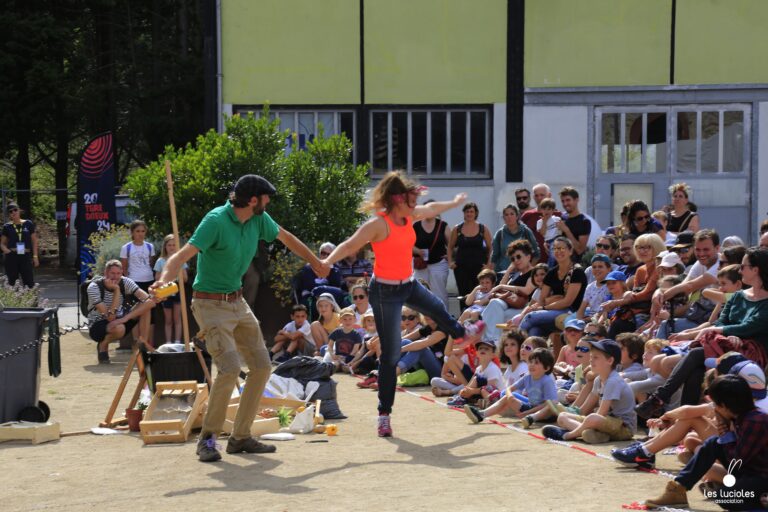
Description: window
xmin=237 ymin=109 xmax=356 ymax=163
xmin=370 ymin=109 xmax=491 ymax=177
xmin=597 ymin=105 xmax=749 ymax=175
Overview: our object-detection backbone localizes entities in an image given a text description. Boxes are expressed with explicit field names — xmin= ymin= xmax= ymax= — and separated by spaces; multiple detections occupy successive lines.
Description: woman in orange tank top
xmin=323 ymin=171 xmax=476 ymax=437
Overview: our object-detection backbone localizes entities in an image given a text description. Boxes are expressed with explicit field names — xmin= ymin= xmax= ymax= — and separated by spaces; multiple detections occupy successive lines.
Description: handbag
xmin=684 ymin=299 xmax=715 ymax=325
xmin=414 ymin=221 xmax=442 ymax=270
xmin=495 ymin=290 xmax=528 ymax=310
xmin=691 ymin=330 xmax=767 ymax=369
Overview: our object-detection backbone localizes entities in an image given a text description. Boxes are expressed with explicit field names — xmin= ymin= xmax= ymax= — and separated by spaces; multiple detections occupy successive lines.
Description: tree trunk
xmin=15 ymin=140 xmax=31 ymax=216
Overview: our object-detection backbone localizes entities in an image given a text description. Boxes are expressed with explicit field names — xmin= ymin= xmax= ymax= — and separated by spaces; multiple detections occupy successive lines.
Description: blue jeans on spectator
xmin=397 ymin=339 xmax=442 ymax=379
xmin=656 ymin=317 xmax=699 ymax=339
xmin=481 ymin=298 xmax=523 ymax=343
xmin=675 ymin=434 xmax=765 ymax=510
xmin=519 ymin=308 xmax=569 ymax=337
xmin=369 ymin=278 xmax=464 ymax=415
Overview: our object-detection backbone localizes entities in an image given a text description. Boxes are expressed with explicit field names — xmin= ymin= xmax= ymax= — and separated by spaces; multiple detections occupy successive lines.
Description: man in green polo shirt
xmin=155 ymin=174 xmax=329 ymax=462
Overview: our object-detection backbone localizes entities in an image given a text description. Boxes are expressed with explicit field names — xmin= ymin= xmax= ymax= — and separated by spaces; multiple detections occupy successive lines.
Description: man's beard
xmin=252 ymin=203 xmax=265 ymax=215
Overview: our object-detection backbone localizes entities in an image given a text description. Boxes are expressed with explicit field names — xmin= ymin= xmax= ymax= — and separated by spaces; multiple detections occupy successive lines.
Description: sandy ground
xmin=1 ymin=331 xmax=722 ymax=512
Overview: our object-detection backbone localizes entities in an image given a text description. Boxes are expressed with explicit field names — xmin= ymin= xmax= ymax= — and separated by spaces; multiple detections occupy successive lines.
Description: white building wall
xmin=758 ymin=102 xmax=768 ymax=244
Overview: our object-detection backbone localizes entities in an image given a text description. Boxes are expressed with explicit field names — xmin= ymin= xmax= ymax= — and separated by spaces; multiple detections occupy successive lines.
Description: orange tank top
xmin=371 ymin=212 xmax=416 ymax=280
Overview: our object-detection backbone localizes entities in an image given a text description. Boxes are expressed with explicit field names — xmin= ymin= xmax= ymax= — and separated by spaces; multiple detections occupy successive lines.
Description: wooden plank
xmin=0 ymin=421 xmax=61 ymax=444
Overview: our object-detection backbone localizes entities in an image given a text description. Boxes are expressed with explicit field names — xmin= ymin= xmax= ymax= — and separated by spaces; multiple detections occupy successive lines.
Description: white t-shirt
xmin=683 ymin=259 xmax=719 ymax=301
xmin=536 ymin=216 xmax=562 ymax=243
xmin=120 ymin=242 xmax=155 ymax=282
xmin=503 ymin=361 xmax=529 ymax=388
xmin=475 ymin=361 xmax=504 ymax=390
xmin=282 ymin=320 xmax=314 ymax=347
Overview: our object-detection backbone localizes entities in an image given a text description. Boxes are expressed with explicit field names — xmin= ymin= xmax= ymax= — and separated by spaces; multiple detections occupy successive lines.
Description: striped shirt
xmin=87 ymin=277 xmax=140 ymax=324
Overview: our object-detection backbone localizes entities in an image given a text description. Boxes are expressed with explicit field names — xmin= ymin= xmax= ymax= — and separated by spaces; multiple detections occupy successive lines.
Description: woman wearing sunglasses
xmin=349 ymin=282 xmax=372 ymax=326
xmin=625 ymin=200 xmax=666 ymax=240
xmin=321 ymin=171 xmax=470 ymax=437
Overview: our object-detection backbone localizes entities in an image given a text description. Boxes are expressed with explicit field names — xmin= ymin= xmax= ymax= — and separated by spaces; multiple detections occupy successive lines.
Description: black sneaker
xmin=463 ymin=404 xmax=484 ymax=424
xmin=541 ymin=425 xmax=568 ymax=441
xmin=97 ymin=347 xmax=110 ymax=364
xmin=196 ymin=434 xmax=222 ymax=462
xmin=635 ymin=394 xmax=665 ymax=420
xmin=226 ymin=436 xmax=277 ymax=454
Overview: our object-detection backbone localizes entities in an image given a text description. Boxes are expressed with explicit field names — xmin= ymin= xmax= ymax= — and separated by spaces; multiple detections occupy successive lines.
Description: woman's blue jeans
xmin=397 ymin=340 xmax=442 ymax=379
xmin=481 ymin=298 xmax=522 ymax=342
xmin=369 ymin=278 xmax=464 ymax=414
xmin=519 ymin=308 xmax=569 ymax=337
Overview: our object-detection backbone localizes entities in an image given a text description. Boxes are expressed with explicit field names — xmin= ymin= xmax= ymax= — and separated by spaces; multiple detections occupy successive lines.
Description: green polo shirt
xmin=189 ymin=201 xmax=279 ymax=293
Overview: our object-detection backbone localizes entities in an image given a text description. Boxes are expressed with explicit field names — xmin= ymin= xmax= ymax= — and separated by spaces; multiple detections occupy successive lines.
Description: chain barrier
xmin=0 ymin=338 xmax=43 ymax=362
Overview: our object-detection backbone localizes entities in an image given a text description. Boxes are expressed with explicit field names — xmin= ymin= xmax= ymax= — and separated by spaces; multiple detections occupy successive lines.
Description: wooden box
xmin=0 ymin=421 xmax=60 ymax=445
xmin=220 ymin=395 xmax=305 ymax=437
xmin=140 ymin=381 xmax=208 ymax=444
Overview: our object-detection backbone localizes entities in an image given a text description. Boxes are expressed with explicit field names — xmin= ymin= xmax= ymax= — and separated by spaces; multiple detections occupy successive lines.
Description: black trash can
xmin=0 ymin=307 xmax=57 ymax=423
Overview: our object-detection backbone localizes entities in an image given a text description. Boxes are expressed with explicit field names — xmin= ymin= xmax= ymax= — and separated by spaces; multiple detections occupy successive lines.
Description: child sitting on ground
xmin=543 ymin=339 xmax=637 ymax=444
xmin=625 ymin=338 xmax=669 ymax=404
xmin=500 ymin=329 xmax=529 ymax=390
xmin=271 ymin=304 xmax=314 ymax=363
xmin=430 ymin=321 xmax=487 ymax=396
xmin=447 ymin=339 xmax=503 ymax=408
xmin=546 ymin=335 xmax=593 ymax=417
xmin=459 ymin=269 xmax=496 ymax=323
xmin=463 ymin=347 xmax=556 ymax=423
xmin=553 ymin=318 xmax=586 ymax=381
xmin=616 ymin=332 xmax=645 ymax=375
xmin=350 ymin=312 xmax=378 ymax=376
xmin=637 ymin=274 xmax=686 ymax=337
xmin=324 ymin=308 xmax=363 ymax=372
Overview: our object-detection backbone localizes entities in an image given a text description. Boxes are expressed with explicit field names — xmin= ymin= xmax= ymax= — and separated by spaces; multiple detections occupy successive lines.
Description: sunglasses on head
xmin=595 ymin=243 xmax=612 ymax=250
xmin=574 ymin=346 xmax=590 ymax=353
xmin=401 ymin=315 xmax=417 ymax=321
xmin=353 ymin=294 xmax=366 ymax=300
xmin=522 ymin=344 xmax=534 ymax=351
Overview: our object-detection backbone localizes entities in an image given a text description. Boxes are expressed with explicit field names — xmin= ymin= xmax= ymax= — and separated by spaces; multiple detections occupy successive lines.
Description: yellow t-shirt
xmin=322 ymin=313 xmax=340 ymax=334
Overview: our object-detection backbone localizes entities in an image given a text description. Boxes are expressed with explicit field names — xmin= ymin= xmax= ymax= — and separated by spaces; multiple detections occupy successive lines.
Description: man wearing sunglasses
xmin=514 ymin=187 xmax=534 ymax=214
xmin=669 ymin=231 xmax=696 ymax=268
xmin=1 ymin=203 xmax=39 ymax=288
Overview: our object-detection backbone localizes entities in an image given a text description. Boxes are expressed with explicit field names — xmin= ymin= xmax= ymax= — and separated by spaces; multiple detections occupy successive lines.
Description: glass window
xmin=625 ymin=113 xmax=642 ymax=173
xmin=412 ymin=112 xmax=428 ymax=174
xmin=601 ymin=113 xmax=620 ymax=173
xmin=700 ymin=111 xmax=720 ymax=173
xmin=450 ymin=112 xmax=467 ymax=173
xmin=676 ymin=111 xmax=697 ymax=173
xmin=318 ymin=112 xmax=334 ymax=135
xmin=392 ymin=112 xmax=408 ymax=170
xmin=470 ymin=112 xmax=486 ymax=174
xmin=723 ymin=111 xmax=744 ymax=172
xmin=431 ymin=112 xmax=447 ymax=174
xmin=645 ymin=112 xmax=666 ymax=173
xmin=372 ymin=112 xmax=388 ymax=173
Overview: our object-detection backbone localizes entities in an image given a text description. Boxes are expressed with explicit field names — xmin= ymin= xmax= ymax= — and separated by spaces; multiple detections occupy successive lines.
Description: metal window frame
xmin=369 ymin=107 xmax=492 ymax=179
xmin=595 ymin=104 xmax=751 ymax=176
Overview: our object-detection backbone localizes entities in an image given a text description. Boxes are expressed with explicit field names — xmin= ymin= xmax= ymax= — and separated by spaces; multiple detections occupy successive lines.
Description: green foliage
xmin=127 ymin=110 xmax=370 ymax=303
xmin=0 ymin=278 xmax=48 ymax=308
xmin=85 ymin=225 xmax=132 ymax=277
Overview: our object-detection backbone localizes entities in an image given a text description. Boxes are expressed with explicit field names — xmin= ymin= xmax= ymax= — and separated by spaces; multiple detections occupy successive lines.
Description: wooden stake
xmin=164 ymin=160 xmax=213 ymax=387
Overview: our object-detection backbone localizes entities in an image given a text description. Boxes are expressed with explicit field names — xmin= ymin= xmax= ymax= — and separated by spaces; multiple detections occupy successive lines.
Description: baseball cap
xmin=658 ymin=252 xmax=683 ymax=269
xmin=233 ymin=174 xmax=277 ymax=201
xmin=672 ymin=231 xmax=695 ymax=249
xmin=603 ymin=270 xmax=627 ymax=283
xmin=585 ymin=339 xmax=622 ymax=364
xmin=339 ymin=307 xmax=356 ymax=319
xmin=705 ymin=353 xmax=767 ymax=399
xmin=564 ymin=318 xmax=586 ymax=331
xmin=6 ymin=202 xmax=19 ymax=213
xmin=591 ymin=254 xmax=612 ymax=266
xmin=475 ymin=339 xmax=496 ymax=350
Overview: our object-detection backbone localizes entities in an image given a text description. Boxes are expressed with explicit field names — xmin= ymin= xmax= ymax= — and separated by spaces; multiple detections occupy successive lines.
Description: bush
xmin=0 ymin=277 xmax=48 ymax=308
xmin=126 ymin=109 xmax=369 ymax=304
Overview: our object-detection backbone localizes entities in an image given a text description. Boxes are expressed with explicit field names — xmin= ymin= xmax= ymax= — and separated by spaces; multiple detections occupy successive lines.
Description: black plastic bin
xmin=141 ymin=347 xmax=212 ymax=393
xmin=0 ymin=307 xmax=57 ymax=423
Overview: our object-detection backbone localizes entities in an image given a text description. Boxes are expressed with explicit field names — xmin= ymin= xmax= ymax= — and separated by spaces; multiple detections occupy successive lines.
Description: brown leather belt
xmin=192 ymin=289 xmax=243 ymax=302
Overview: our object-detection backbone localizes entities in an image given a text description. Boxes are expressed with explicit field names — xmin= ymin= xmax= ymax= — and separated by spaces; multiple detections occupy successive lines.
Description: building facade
xmin=217 ymin=0 xmax=768 ymax=243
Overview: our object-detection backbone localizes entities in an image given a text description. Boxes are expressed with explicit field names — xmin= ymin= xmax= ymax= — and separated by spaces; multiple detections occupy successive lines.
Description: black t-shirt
xmin=329 ymin=328 xmax=363 ymax=357
xmin=563 ymin=213 xmax=591 ymax=262
xmin=511 ymin=269 xmax=534 ymax=299
xmin=2 ymin=220 xmax=35 ymax=251
xmin=543 ymin=265 xmax=587 ymax=311
xmin=417 ymin=325 xmax=447 ymax=359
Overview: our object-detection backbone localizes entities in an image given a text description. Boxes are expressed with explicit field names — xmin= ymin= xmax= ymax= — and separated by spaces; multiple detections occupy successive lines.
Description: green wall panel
xmin=364 ymin=0 xmax=507 ymax=104
xmin=525 ymin=0 xmax=670 ymax=87
xmin=222 ymin=0 xmax=360 ymax=105
xmin=676 ymin=0 xmax=768 ymax=85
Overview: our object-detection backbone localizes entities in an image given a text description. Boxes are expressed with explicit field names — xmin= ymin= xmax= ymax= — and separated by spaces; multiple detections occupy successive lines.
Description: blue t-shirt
xmin=511 ymin=374 xmax=558 ymax=406
xmin=329 ymin=327 xmax=363 ymax=358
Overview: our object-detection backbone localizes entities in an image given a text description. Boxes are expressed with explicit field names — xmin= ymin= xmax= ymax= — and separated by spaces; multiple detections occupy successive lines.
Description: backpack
xmin=79 ymin=277 xmax=127 ymax=316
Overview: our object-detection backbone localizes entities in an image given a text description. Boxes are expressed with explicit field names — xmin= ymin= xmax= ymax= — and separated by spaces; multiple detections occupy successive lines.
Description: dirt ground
xmin=2 ymin=331 xmax=722 ymax=512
